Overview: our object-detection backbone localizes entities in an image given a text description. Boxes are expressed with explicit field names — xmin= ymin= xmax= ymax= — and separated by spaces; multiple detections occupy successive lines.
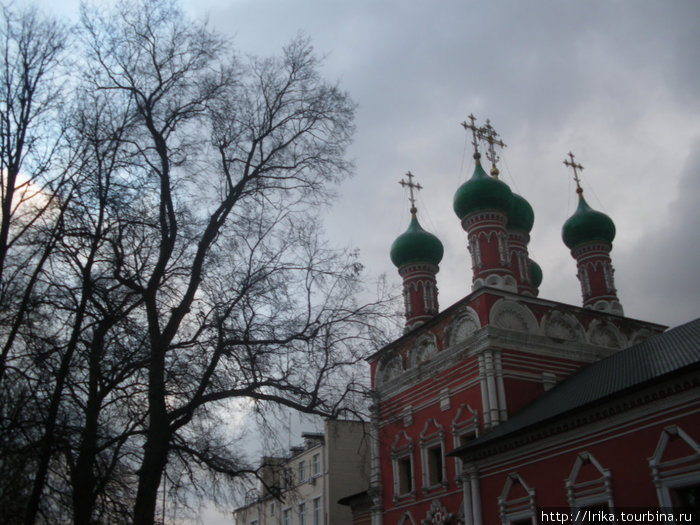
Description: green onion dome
xmin=529 ymin=258 xmax=543 ymax=288
xmin=562 ymin=195 xmax=616 ymax=249
xmin=390 ymin=214 xmax=444 ymax=268
xmin=453 ymin=160 xmax=513 ymax=220
xmin=507 ymin=193 xmax=535 ymax=233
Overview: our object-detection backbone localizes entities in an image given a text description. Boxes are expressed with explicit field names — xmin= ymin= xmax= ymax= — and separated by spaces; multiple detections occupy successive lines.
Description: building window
xmin=298 ymin=460 xmax=306 ymax=482
xmin=270 ymin=502 xmax=275 ymax=516
xmin=419 ymin=419 xmax=447 ymax=492
xmin=452 ymin=404 xmax=479 ymax=476
xmin=566 ymin=452 xmax=614 ymax=514
xmin=298 ymin=502 xmax=306 ymax=525
xmin=499 ymin=473 xmax=536 ymax=525
xmin=282 ymin=508 xmax=291 ymax=525
xmin=427 ymin=444 xmax=444 ymax=485
xmin=391 ymin=431 xmax=415 ymax=500
xmin=312 ymin=453 xmax=321 ymax=475
xmin=649 ymin=425 xmax=700 ymax=510
xmin=312 ymin=496 xmax=321 ymax=525
xmin=672 ymin=483 xmax=700 ymax=509
xmin=398 ymin=456 xmax=413 ymax=494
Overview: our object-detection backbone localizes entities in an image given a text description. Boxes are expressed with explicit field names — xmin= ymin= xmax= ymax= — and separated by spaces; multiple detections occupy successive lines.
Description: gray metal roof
xmin=450 ymin=317 xmax=700 ymax=456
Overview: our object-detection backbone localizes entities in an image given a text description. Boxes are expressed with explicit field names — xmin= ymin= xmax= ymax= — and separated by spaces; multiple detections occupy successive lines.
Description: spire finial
xmin=480 ymin=119 xmax=507 ymax=179
xmin=461 ymin=113 xmax=482 ymax=160
xmin=399 ymin=171 xmax=422 ymax=215
xmin=563 ymin=152 xmax=584 ymax=195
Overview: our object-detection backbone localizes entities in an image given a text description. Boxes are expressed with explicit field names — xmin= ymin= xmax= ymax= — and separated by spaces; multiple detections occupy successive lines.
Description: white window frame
xmin=312 ymin=496 xmax=321 ymax=525
xmin=419 ymin=419 xmax=447 ymax=493
xmin=391 ymin=431 xmax=416 ymax=501
xmin=452 ymin=403 xmax=479 ymax=476
xmin=298 ymin=501 xmax=306 ymax=525
xmin=298 ymin=460 xmax=306 ymax=482
xmin=565 ymin=452 xmax=614 ymax=521
xmin=498 ymin=472 xmax=536 ymax=525
xmin=312 ymin=452 xmax=321 ymax=476
xmin=649 ymin=425 xmax=700 ymax=508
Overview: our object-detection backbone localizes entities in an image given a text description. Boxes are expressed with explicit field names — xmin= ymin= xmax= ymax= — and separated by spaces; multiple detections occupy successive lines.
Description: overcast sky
xmin=174 ymin=0 xmax=700 ymax=330
xmin=35 ymin=0 xmax=700 ymax=521
xmin=41 ymin=0 xmax=698 ymax=326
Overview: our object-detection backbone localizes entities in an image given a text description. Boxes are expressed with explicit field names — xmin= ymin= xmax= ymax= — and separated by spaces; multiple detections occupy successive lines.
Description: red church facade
xmin=345 ymin=119 xmax=699 ymax=525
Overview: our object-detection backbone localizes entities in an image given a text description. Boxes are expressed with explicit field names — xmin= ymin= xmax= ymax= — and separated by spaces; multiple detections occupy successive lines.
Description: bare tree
xmin=0 ymin=1 xmax=392 ymax=523
xmin=78 ymin=1 xmax=390 ymax=520
xmin=0 ymin=6 xmax=72 ymax=523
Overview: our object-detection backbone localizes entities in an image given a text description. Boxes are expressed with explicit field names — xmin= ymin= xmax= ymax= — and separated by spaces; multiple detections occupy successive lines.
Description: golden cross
xmin=480 ymin=119 xmax=507 ymax=179
xmin=460 ymin=113 xmax=481 ymax=158
xmin=399 ymin=171 xmax=423 ymax=215
xmin=563 ymin=152 xmax=584 ymax=194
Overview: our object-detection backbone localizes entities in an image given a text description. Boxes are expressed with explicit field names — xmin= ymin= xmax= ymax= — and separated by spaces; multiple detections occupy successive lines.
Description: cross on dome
xmin=460 ymin=113 xmax=482 ymax=159
xmin=563 ymin=151 xmax=585 ymax=195
xmin=399 ymin=171 xmax=423 ymax=215
xmin=480 ymin=118 xmax=507 ymax=179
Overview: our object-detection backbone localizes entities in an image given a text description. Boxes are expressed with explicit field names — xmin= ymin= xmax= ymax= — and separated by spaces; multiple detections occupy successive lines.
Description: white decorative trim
xmin=421 ymin=499 xmax=454 ymax=525
xmin=392 ymin=431 xmax=416 ymax=501
xmin=489 ymin=299 xmax=538 ymax=334
xmin=648 ymin=425 xmax=700 ymax=508
xmin=498 ymin=473 xmax=536 ymax=525
xmin=628 ymin=328 xmax=654 ymax=346
xmin=446 ymin=307 xmax=482 ymax=348
xmin=399 ymin=511 xmax=418 ymax=525
xmin=452 ymin=404 xmax=480 ymax=476
xmin=439 ymin=388 xmax=451 ymax=411
xmin=566 ymin=452 xmax=614 ymax=514
xmin=474 ymin=273 xmax=518 ymax=293
xmin=542 ymin=372 xmax=557 ymax=391
xmin=419 ymin=419 xmax=447 ymax=493
xmin=586 ymin=319 xmax=626 ymax=349
xmin=403 ymin=405 xmax=414 ymax=427
xmin=408 ymin=333 xmax=439 ymax=368
xmin=376 ymin=353 xmax=403 ymax=386
xmin=540 ymin=310 xmax=585 ymax=343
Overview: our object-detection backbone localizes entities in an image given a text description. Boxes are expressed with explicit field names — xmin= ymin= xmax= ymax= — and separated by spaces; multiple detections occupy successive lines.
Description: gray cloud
xmin=188 ymin=0 xmax=699 ymax=329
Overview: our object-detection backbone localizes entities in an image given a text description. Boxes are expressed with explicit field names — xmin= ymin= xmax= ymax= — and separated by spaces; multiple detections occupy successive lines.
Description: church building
xmin=348 ymin=116 xmax=699 ymax=525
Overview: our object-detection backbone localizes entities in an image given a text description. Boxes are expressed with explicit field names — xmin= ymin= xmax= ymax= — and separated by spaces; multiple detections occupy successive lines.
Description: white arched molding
xmin=498 ymin=473 xmax=536 ymax=524
xmin=649 ymin=425 xmax=700 ymax=508
xmin=452 ymin=404 xmax=480 ymax=476
xmin=628 ymin=327 xmax=654 ymax=346
xmin=474 ymin=273 xmax=518 ymax=293
xmin=391 ymin=431 xmax=416 ymax=502
xmin=408 ymin=332 xmax=439 ymax=369
xmin=489 ymin=299 xmax=538 ymax=334
xmin=446 ymin=307 xmax=481 ymax=348
xmin=376 ymin=353 xmax=403 ymax=386
xmin=566 ymin=452 xmax=614 ymax=513
xmin=419 ymin=419 xmax=447 ymax=494
xmin=540 ymin=310 xmax=585 ymax=343
xmin=586 ymin=319 xmax=627 ymax=349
